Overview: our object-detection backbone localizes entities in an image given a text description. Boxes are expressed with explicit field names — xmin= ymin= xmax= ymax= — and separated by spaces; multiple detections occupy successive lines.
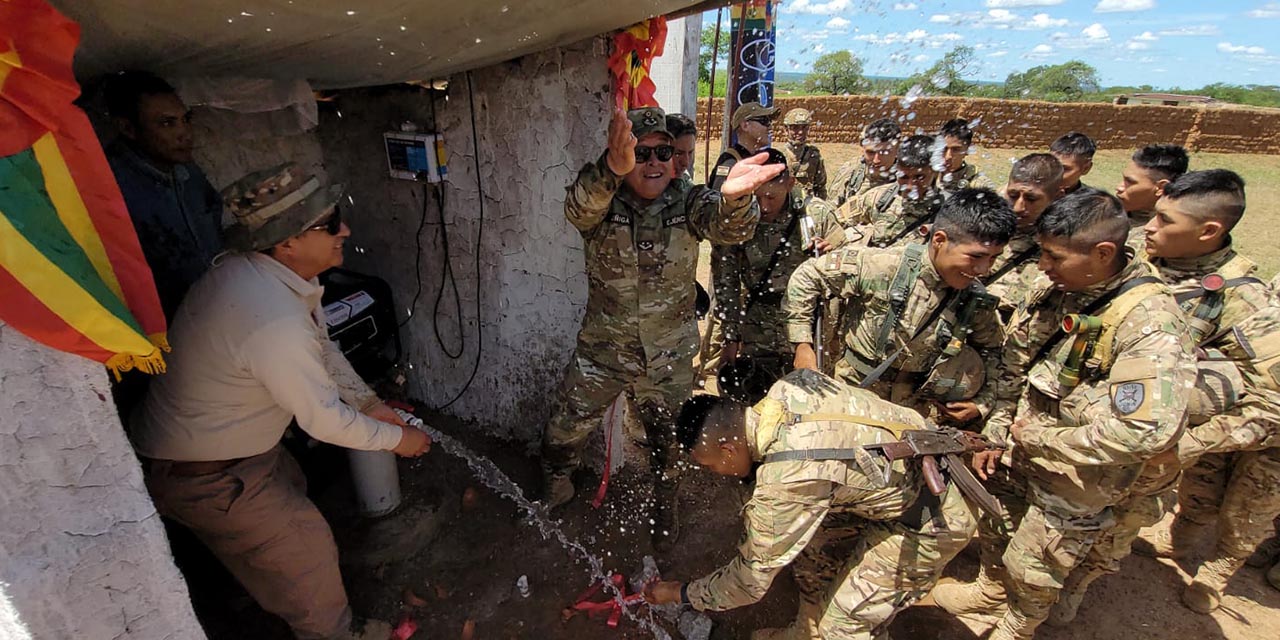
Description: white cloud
xmin=1135 ymin=31 xmax=1159 ymax=41
xmin=1218 ymin=42 xmax=1267 ymax=55
xmin=787 ymin=0 xmax=852 ymax=15
xmin=1082 ymin=23 xmax=1111 ymax=40
xmin=985 ymin=9 xmax=1020 ymax=25
xmin=988 ymin=50 xmax=1010 ymax=57
xmin=893 ymin=2 xmax=918 ymax=10
xmin=852 ymin=30 xmax=964 ymax=48
xmin=1158 ymin=25 xmax=1221 ymax=36
xmin=826 ymin=16 xmax=851 ymax=28
xmin=813 ymin=43 xmax=826 ymax=54
xmin=1248 ymin=2 xmax=1280 ymax=18
xmin=913 ymin=54 xmax=931 ymax=62
xmin=1094 ymin=0 xmax=1156 ymax=12
xmin=1125 ymin=40 xmax=1150 ymax=50
xmin=986 ymin=0 xmax=1064 ymax=6
xmin=1027 ymin=13 xmax=1069 ymax=28
xmin=929 ymin=13 xmax=952 ymax=22
xmin=1032 ymin=44 xmax=1054 ymax=53
xmin=802 ymin=30 xmax=832 ymax=41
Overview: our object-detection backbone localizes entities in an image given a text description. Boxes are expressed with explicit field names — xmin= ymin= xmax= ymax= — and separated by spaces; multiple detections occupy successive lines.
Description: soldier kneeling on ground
xmin=644 ymin=368 xmax=993 ymax=640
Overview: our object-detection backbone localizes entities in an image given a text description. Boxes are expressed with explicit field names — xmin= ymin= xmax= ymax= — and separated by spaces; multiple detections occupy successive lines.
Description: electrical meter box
xmin=384 ymin=131 xmax=444 ymax=181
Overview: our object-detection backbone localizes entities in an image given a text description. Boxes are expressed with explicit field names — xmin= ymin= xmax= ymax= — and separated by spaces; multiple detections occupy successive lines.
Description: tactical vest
xmin=1170 ymin=254 xmax=1265 ymax=344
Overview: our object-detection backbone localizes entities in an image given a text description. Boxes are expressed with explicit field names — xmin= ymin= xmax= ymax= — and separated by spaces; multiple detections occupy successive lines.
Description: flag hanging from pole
xmin=0 ymin=0 xmax=168 ymax=377
xmin=608 ymin=17 xmax=668 ymax=111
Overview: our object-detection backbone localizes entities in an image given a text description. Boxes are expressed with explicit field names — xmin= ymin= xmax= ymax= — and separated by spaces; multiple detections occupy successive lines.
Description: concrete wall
xmin=651 ymin=15 xmax=702 ymax=118
xmin=0 ymin=322 xmax=205 ymax=640
xmin=702 ymin=96 xmax=1280 ymax=154
xmin=318 ymin=38 xmax=610 ymax=442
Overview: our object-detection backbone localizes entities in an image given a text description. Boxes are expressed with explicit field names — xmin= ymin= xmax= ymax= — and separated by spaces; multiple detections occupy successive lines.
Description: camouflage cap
xmin=783 ymin=108 xmax=812 ymax=126
xmin=730 ymin=101 xmax=779 ymax=129
xmin=222 ymin=163 xmax=344 ymax=252
xmin=628 ymin=106 xmax=672 ymax=139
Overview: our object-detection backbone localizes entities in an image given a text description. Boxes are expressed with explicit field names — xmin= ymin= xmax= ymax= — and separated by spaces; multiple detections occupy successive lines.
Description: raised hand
xmin=605 ymin=107 xmax=637 ymax=176
xmin=720 ymin=152 xmax=787 ymax=199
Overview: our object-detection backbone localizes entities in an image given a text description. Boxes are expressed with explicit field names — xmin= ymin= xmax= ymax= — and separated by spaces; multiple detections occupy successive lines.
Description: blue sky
xmin=714 ymin=1 xmax=1279 ymax=87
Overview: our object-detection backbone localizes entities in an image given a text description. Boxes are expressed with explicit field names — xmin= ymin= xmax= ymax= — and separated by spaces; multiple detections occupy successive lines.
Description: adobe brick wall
xmin=696 ymin=96 xmax=1280 ymax=154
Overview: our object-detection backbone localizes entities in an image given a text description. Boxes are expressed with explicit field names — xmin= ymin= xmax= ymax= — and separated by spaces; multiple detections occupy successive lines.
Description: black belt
xmin=843 ymin=347 xmax=926 ymax=385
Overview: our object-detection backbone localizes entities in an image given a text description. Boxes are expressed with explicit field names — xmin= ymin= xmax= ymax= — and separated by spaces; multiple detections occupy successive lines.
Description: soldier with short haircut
xmin=541 ymin=107 xmax=782 ymax=550
xmin=642 ymin=370 xmax=978 ymax=640
xmin=708 ymin=149 xmax=839 ymax=401
xmin=780 ymin=108 xmax=828 ymax=200
xmin=986 ymin=153 xmax=1065 ymax=320
xmin=936 ymin=118 xmax=995 ymax=199
xmin=709 ymin=101 xmax=778 ymax=191
xmin=838 ymin=134 xmax=947 ymax=249
xmin=1116 ymin=143 xmax=1190 ymax=249
xmin=935 ymin=188 xmax=1196 ymax=640
xmin=785 ymin=188 xmax=1013 ymax=426
xmin=1049 ymin=131 xmax=1096 ymax=195
xmin=666 ymin=113 xmax=698 ymax=181
xmin=1087 ymin=169 xmax=1279 ymax=617
xmin=829 ymin=118 xmax=901 ymax=207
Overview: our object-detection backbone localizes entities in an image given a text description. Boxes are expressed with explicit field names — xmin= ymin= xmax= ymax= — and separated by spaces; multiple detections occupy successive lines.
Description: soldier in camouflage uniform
xmin=784 ymin=188 xmax=1014 ymax=425
xmin=1048 ymin=170 xmax=1275 ymax=623
xmin=780 ymin=108 xmax=828 ymax=200
xmin=1115 ymin=144 xmax=1189 ymax=250
xmin=934 ymin=189 xmax=1196 ymax=640
xmin=829 ymin=118 xmax=901 ymax=208
xmin=643 ymin=369 xmax=978 ymax=640
xmin=1049 ymin=132 xmax=1096 ymax=197
xmin=709 ymin=102 xmax=777 ymax=191
xmin=541 ymin=106 xmax=784 ymax=549
xmin=707 ymin=149 xmax=839 ymax=400
xmin=936 ymin=118 xmax=995 ymax=200
xmin=985 ymin=154 xmax=1064 ymax=321
xmin=836 ymin=135 xmax=946 ymax=250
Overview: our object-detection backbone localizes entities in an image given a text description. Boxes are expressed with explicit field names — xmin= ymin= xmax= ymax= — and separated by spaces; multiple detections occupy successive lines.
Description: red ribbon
xmin=567 ymin=574 xmax=645 ymax=628
xmin=591 ymin=399 xmax=620 ymax=509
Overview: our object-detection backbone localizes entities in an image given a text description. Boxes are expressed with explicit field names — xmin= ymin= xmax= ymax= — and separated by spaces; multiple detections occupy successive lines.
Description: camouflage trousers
xmin=542 ymin=345 xmax=694 ymax=478
xmin=1075 ymin=490 xmax=1172 ymax=574
xmin=795 ymin=486 xmax=977 ymax=640
xmin=1178 ymin=447 xmax=1280 ymax=558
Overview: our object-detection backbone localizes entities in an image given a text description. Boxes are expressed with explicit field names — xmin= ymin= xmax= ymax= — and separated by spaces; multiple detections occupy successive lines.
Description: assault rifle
xmin=863 ymin=423 xmax=1005 ymax=517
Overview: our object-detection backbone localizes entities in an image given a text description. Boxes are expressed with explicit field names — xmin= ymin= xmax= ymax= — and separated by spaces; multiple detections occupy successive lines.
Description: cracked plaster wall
xmin=0 ymin=322 xmax=205 ymax=640
xmin=318 ymin=39 xmax=610 ymax=442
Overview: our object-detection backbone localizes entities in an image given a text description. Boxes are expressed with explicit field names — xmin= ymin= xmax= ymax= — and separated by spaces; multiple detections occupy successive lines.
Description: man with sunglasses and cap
xmin=131 ymin=164 xmax=432 ymax=640
xmin=542 ymin=106 xmax=784 ymax=551
xmin=708 ymin=101 xmax=778 ymax=191
xmin=780 ymin=108 xmax=828 ymax=200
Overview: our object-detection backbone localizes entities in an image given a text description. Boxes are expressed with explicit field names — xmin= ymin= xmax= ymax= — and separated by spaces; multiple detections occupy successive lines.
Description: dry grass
xmin=696 ymin=141 xmax=1280 ymax=279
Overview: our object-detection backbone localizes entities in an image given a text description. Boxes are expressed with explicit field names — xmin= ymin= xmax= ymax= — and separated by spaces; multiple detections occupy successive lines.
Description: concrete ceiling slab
xmin=52 ymin=0 xmax=705 ymax=88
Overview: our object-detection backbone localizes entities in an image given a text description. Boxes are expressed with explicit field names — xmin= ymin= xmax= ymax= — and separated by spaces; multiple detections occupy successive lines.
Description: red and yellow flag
xmin=609 ymin=17 xmax=668 ymax=111
xmin=0 ymin=0 xmax=168 ymax=376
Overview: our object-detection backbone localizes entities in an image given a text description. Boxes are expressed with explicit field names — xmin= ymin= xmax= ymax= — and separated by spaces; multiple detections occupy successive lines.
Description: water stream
xmin=395 ymin=410 xmax=671 ymax=639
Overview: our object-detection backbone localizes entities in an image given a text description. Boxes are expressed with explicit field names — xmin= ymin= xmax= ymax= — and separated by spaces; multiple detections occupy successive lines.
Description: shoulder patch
xmin=715 ymin=165 xmax=731 ymax=176
xmin=1112 ymin=382 xmax=1146 ymax=415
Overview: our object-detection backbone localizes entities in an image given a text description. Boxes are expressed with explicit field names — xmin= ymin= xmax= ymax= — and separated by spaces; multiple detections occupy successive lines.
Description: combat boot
xmin=1133 ymin=517 xmax=1208 ymax=559
xmin=541 ymin=468 xmax=575 ymax=509
xmin=1266 ymin=559 xmax=1280 ymax=591
xmin=1046 ymin=566 xmax=1107 ymax=626
xmin=931 ymin=567 xmax=1007 ymax=616
xmin=651 ymin=477 xmax=681 ymax=552
xmin=750 ymin=599 xmax=822 ymax=640
xmin=1182 ymin=552 xmax=1246 ymax=614
xmin=1245 ymin=535 xmax=1280 ymax=568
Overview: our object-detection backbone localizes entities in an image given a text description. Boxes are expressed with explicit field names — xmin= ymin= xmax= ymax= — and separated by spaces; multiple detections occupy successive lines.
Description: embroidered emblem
xmin=1113 ymin=382 xmax=1145 ymax=415
xmin=664 ymin=215 xmax=688 ymax=227
xmin=638 ymin=240 xmax=655 ymax=251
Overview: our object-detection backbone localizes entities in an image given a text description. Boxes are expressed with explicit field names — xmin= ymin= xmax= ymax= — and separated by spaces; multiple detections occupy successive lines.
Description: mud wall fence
xmin=696 ymin=96 xmax=1280 ymax=155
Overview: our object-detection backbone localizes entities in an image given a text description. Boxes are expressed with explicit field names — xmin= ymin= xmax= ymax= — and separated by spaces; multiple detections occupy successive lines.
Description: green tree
xmin=899 ymin=45 xmax=976 ymax=96
xmin=1004 ymin=61 xmax=1101 ymax=102
xmin=699 ymin=25 xmax=730 ymax=84
xmin=803 ymin=50 xmax=867 ymax=95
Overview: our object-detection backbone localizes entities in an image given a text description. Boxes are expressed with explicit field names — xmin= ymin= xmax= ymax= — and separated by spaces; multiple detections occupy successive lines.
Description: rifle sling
xmin=1173 ymin=276 xmax=1266 ymax=304
xmin=742 ymin=208 xmax=803 ymax=316
xmin=983 ymin=245 xmax=1041 ymax=286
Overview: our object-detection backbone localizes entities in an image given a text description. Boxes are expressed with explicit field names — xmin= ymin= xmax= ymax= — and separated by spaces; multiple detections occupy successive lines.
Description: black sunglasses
xmin=747 ymin=116 xmax=773 ymax=126
xmin=308 ymin=207 xmax=343 ymax=235
xmin=635 ymin=145 xmax=675 ymax=163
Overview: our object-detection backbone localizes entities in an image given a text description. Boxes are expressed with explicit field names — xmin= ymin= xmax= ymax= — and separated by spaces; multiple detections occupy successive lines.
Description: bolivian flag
xmin=1 ymin=0 xmax=167 ymax=377
xmin=609 ymin=17 xmax=667 ymax=111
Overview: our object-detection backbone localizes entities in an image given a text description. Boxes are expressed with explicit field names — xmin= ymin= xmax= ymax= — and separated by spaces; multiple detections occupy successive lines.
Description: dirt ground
xmin=172 ymin=411 xmax=1280 ymax=640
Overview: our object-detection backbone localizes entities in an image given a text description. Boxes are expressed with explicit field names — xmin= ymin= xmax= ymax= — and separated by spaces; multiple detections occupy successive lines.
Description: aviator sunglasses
xmin=635 ymin=145 xmax=675 ymax=163
xmin=308 ymin=207 xmax=343 ymax=235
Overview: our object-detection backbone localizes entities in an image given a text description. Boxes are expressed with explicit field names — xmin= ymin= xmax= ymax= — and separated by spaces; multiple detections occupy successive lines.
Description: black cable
xmin=431 ymin=70 xmax=485 ymax=411
xmin=398 ymin=180 xmax=430 ymax=330
xmin=430 ymin=178 xmax=465 ymax=360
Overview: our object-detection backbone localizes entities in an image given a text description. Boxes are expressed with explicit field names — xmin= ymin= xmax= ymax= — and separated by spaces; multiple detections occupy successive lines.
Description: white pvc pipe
xmin=348 ymin=449 xmax=401 ymax=517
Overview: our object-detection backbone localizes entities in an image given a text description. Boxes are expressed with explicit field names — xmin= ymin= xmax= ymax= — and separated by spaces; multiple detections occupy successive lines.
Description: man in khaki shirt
xmin=134 ymin=164 xmax=431 ymax=640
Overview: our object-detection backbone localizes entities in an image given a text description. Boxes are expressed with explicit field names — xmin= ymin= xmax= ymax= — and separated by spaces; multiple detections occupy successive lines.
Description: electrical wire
xmin=430 ymin=70 xmax=485 ymax=411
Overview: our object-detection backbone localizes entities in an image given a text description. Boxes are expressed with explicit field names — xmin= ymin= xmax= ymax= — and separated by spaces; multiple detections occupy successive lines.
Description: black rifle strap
xmin=742 ymin=208 xmax=803 ymax=316
xmin=983 ymin=245 xmax=1041 ymax=286
xmin=1173 ymin=276 xmax=1266 ymax=304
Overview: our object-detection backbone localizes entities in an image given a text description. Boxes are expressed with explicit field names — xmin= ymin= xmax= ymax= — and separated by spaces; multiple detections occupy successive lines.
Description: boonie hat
xmin=730 ymin=101 xmax=779 ymax=129
xmin=222 ymin=163 xmax=344 ymax=252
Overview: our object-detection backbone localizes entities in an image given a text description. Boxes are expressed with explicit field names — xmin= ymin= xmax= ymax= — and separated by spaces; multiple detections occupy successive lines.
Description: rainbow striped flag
xmin=0 ymin=0 xmax=167 ymax=377
xmin=609 ymin=17 xmax=667 ymax=111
